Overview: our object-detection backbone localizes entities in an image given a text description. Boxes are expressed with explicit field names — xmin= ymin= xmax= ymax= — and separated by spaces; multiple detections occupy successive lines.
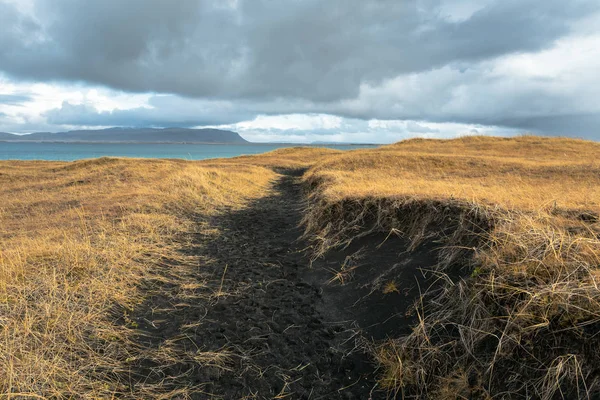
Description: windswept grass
xmin=0 ymin=157 xmax=275 ymax=398
xmin=227 ymin=146 xmax=343 ymax=169
xmin=302 ymin=136 xmax=600 ymax=398
xmin=305 ymin=136 xmax=600 ymax=210
xmin=3 ymin=136 xmax=600 ymax=398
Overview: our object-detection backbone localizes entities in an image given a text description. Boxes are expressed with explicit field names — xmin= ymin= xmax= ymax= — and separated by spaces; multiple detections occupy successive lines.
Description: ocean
xmin=0 ymin=142 xmax=378 ymax=161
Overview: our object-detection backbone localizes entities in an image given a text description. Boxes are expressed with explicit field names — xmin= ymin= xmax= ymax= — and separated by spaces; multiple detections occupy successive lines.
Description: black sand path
xmin=129 ymin=170 xmax=439 ymax=399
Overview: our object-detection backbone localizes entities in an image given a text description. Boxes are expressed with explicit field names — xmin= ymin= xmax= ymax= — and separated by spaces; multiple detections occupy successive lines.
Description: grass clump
xmin=301 ymin=135 xmax=600 ymax=398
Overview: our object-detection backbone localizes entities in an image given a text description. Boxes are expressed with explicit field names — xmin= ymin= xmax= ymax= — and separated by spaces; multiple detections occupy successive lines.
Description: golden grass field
xmin=302 ymin=136 xmax=600 ymax=398
xmin=2 ymin=135 xmax=600 ymax=398
xmin=305 ymin=136 xmax=600 ymax=210
xmin=0 ymin=158 xmax=276 ymax=397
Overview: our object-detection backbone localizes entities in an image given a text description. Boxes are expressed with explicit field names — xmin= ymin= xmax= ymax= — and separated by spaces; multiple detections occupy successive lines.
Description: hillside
xmin=301 ymin=135 xmax=600 ymax=398
xmin=0 ymin=127 xmax=248 ymax=143
xmin=0 ymin=132 xmax=18 ymax=140
xmin=2 ymin=136 xmax=600 ymax=399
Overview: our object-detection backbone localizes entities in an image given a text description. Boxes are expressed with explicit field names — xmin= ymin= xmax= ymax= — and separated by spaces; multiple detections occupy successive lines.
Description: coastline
xmin=0 ymin=140 xmax=377 ymax=145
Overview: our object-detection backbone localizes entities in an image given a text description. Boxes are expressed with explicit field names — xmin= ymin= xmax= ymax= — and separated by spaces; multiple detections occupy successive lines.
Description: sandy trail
xmin=129 ymin=170 xmax=384 ymax=399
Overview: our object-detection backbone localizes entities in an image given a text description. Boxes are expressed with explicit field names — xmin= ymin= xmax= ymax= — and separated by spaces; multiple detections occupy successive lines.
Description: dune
xmin=1 ymin=136 xmax=599 ymax=398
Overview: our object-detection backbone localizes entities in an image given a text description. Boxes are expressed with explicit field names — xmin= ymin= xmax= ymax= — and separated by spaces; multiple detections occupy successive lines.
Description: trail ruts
xmin=129 ymin=170 xmax=383 ymax=399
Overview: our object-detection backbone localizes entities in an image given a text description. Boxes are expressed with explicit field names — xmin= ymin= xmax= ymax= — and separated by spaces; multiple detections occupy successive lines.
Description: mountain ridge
xmin=0 ymin=128 xmax=248 ymax=143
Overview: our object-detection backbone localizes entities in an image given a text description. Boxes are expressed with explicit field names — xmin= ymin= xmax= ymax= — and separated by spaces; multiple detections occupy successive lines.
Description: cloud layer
xmin=1 ymin=0 xmax=599 ymax=140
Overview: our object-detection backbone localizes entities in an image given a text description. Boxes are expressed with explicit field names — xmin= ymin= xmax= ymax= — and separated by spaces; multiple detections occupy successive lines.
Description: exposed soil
xmin=308 ymin=233 xmax=442 ymax=342
xmin=128 ymin=170 xmax=441 ymax=399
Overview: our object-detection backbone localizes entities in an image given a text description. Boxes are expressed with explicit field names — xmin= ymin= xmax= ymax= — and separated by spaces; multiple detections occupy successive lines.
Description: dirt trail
xmin=130 ymin=170 xmax=388 ymax=399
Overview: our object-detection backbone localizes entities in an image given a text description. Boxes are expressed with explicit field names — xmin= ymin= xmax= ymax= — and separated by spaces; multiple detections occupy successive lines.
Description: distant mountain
xmin=0 ymin=132 xmax=20 ymax=140
xmin=0 ymin=128 xmax=249 ymax=143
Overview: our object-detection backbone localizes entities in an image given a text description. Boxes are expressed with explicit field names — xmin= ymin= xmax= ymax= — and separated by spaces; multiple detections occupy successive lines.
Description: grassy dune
xmin=2 ymin=136 xmax=600 ymax=398
xmin=0 ymin=158 xmax=275 ymax=397
xmin=302 ymin=136 xmax=600 ymax=398
xmin=305 ymin=136 xmax=600 ymax=209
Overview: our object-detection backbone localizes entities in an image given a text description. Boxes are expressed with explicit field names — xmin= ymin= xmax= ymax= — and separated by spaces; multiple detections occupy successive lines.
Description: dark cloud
xmin=0 ymin=0 xmax=599 ymax=138
xmin=0 ymin=0 xmax=595 ymax=101
xmin=496 ymin=113 xmax=600 ymax=139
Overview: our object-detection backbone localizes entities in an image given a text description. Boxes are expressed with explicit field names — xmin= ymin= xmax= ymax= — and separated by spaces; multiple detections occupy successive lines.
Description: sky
xmin=0 ymin=0 xmax=599 ymax=143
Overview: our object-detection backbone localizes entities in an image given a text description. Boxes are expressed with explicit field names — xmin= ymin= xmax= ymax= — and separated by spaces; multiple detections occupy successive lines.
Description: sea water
xmin=0 ymin=142 xmax=377 ymax=161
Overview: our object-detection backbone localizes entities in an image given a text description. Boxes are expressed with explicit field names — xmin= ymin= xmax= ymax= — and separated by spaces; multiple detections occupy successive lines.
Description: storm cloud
xmin=0 ymin=0 xmax=599 ymax=140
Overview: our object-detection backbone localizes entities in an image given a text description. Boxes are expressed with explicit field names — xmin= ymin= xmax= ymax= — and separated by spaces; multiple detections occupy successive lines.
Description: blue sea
xmin=0 ymin=142 xmax=377 ymax=161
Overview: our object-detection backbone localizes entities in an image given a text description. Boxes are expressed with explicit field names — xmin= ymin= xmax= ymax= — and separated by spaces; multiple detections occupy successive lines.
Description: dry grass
xmin=3 ymin=136 xmax=600 ymax=398
xmin=305 ymin=135 xmax=600 ymax=211
xmin=0 ymin=157 xmax=275 ymax=398
xmin=301 ymin=135 xmax=600 ymax=398
xmin=225 ymin=146 xmax=343 ymax=169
